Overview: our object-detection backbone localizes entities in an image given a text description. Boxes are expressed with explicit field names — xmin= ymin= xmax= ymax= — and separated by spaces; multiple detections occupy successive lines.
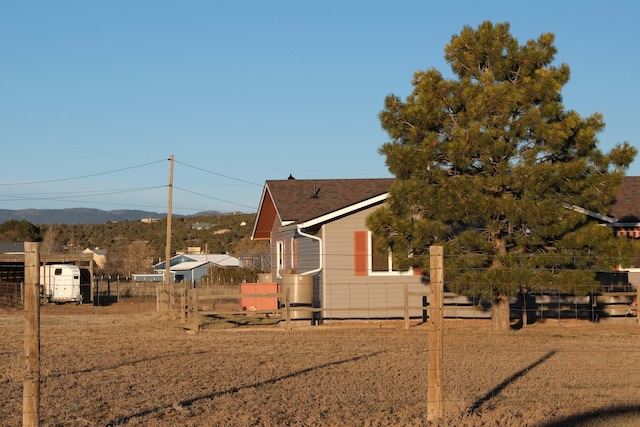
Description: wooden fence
xmin=165 ymin=283 xmax=640 ymax=332
xmin=159 ymin=283 xmax=302 ymax=331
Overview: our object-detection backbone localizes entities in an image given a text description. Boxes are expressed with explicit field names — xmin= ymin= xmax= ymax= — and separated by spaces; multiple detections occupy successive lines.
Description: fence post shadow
xmin=467 ymin=349 xmax=557 ymax=416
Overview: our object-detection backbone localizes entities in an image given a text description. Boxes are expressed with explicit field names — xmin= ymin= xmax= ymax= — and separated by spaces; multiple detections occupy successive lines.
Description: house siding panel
xmin=295 ymin=232 xmax=320 ymax=274
xmin=320 ymin=204 xmax=425 ymax=319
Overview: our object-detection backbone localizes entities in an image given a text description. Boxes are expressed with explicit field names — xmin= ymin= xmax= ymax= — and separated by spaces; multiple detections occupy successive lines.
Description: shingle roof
xmin=154 ymin=254 xmax=240 ymax=269
xmin=265 ymin=178 xmax=394 ymax=224
xmin=169 ymin=261 xmax=211 ymax=271
xmin=253 ymin=175 xmax=640 ymax=241
xmin=0 ymin=242 xmax=25 ymax=254
xmin=609 ymin=177 xmax=640 ymax=222
xmin=184 ymin=254 xmax=239 ymax=267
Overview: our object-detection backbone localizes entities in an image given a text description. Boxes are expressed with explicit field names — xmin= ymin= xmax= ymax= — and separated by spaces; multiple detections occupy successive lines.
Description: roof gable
xmin=252 ymin=187 xmax=277 ymax=240
xmin=252 ymin=178 xmax=394 ymax=239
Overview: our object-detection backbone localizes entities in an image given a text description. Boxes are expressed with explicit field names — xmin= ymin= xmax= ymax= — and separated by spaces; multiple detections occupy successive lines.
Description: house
xmin=191 ymin=222 xmax=215 ymax=230
xmin=82 ymin=247 xmax=107 ymax=269
xmin=252 ymin=175 xmax=640 ymax=322
xmin=251 ymin=178 xmax=425 ymax=321
xmin=140 ymin=253 xmax=240 ymax=284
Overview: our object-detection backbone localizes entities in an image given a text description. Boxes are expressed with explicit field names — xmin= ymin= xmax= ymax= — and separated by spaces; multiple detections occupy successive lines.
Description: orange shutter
xmin=354 ymin=231 xmax=368 ymax=276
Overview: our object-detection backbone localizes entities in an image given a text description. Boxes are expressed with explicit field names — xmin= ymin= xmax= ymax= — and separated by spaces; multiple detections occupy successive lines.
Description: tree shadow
xmin=537 ymin=404 xmax=640 ymax=426
xmin=107 ymin=350 xmax=385 ymax=425
xmin=467 ymin=349 xmax=557 ymax=415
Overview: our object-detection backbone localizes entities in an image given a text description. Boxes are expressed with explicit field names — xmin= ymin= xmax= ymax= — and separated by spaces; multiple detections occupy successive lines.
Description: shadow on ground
xmin=468 ymin=349 xmax=557 ymax=415
xmin=107 ymin=350 xmax=385 ymax=425
xmin=537 ymin=405 xmax=640 ymax=426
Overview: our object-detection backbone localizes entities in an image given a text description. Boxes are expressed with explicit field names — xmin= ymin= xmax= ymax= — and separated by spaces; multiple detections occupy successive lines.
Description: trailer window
xmin=54 ymin=268 xmax=62 ymax=275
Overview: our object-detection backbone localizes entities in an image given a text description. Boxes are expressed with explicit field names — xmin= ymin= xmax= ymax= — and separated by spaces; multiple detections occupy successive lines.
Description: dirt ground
xmin=2 ymin=302 xmax=640 ymax=426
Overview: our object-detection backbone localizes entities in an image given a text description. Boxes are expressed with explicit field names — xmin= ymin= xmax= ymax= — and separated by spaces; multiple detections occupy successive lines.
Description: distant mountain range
xmin=0 ymin=208 xmax=223 ymax=225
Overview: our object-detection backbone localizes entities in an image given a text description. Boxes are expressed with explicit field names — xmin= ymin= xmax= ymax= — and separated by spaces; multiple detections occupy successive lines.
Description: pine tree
xmin=367 ymin=21 xmax=637 ymax=330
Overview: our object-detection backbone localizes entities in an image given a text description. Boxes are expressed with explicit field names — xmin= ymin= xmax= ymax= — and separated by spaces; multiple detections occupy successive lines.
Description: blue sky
xmin=2 ymin=1 xmax=638 ymax=215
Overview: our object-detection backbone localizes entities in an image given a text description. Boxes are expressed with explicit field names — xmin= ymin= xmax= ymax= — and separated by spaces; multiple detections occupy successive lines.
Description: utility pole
xmin=163 ymin=155 xmax=174 ymax=310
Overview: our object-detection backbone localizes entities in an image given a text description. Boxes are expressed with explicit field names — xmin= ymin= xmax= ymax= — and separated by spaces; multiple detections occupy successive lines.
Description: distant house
xmin=83 ymin=247 xmax=107 ymax=269
xmin=192 ymin=222 xmax=215 ymax=230
xmin=141 ymin=218 xmax=160 ymax=223
xmin=134 ymin=253 xmax=240 ymax=284
xmin=251 ymin=178 xmax=425 ymax=320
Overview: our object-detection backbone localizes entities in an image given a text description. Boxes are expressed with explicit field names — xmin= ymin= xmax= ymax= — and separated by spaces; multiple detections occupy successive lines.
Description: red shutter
xmin=354 ymin=231 xmax=368 ymax=276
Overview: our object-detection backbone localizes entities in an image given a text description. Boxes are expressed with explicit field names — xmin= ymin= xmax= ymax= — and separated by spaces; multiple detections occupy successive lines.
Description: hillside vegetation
xmin=0 ymin=213 xmax=269 ymax=277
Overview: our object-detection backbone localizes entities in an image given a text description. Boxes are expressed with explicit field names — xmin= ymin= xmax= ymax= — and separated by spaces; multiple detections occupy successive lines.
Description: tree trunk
xmin=491 ymin=293 xmax=510 ymax=331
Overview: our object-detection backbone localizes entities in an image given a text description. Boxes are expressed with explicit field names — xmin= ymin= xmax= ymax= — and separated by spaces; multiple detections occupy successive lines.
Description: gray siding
xmin=295 ymin=230 xmax=320 ymax=275
xmin=320 ymin=205 xmax=425 ymax=319
xmin=269 ymin=219 xmax=321 ymax=277
xmin=270 ymin=222 xmax=295 ymax=277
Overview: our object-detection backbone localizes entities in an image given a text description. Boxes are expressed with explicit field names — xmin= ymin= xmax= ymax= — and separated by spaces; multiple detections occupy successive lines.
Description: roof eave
xmin=281 ymin=193 xmax=389 ymax=231
xmin=563 ymin=203 xmax=616 ymax=223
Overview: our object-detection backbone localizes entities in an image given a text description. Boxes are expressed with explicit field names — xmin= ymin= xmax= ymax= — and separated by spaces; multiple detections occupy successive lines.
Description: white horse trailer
xmin=40 ymin=264 xmax=83 ymax=304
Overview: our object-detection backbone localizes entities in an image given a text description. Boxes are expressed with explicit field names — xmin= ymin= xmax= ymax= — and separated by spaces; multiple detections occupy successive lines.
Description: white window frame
xmin=276 ymin=240 xmax=285 ymax=278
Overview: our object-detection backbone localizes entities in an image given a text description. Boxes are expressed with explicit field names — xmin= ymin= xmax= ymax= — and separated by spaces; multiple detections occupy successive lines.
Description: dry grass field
xmin=2 ymin=302 xmax=640 ymax=426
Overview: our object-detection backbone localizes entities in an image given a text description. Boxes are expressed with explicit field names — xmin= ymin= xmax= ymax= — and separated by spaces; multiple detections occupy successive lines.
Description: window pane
xmin=372 ymin=253 xmax=389 ymax=271
xmin=370 ymin=234 xmax=390 ymax=272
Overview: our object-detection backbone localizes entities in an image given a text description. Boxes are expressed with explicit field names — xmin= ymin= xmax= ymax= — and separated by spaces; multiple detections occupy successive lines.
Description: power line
xmin=1 ymin=156 xmax=263 ymax=212
xmin=174 ymin=160 xmax=263 ymax=187
xmin=173 ymin=186 xmax=257 ymax=210
xmin=0 ymin=186 xmax=166 ymax=200
xmin=0 ymin=159 xmax=168 ymax=186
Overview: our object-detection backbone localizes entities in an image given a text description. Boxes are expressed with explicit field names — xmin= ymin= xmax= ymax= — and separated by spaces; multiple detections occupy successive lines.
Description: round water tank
xmin=280 ymin=274 xmax=314 ymax=321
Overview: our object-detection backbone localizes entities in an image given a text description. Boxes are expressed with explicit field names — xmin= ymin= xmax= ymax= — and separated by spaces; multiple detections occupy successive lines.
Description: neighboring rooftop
xmin=609 ymin=177 xmax=640 ymax=222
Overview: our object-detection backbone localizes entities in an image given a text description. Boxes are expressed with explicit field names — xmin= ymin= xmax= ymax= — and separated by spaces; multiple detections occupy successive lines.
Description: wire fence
xmin=0 ymin=281 xmax=23 ymax=312
xmin=2 ymin=271 xmax=638 ymax=326
xmin=153 ymin=280 xmax=639 ymax=332
xmin=4 ymin=270 xmax=640 ymax=424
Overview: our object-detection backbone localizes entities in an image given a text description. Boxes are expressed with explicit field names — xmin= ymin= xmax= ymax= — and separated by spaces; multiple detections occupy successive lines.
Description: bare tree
xmin=41 ymin=226 xmax=61 ymax=254
xmin=123 ymin=241 xmax=154 ymax=277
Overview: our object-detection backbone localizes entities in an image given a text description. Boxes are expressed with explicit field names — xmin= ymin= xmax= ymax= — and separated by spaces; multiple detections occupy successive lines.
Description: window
xmin=276 ymin=240 xmax=285 ymax=278
xmin=354 ymin=231 xmax=412 ymax=276
xmin=370 ymin=233 xmax=395 ymax=272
